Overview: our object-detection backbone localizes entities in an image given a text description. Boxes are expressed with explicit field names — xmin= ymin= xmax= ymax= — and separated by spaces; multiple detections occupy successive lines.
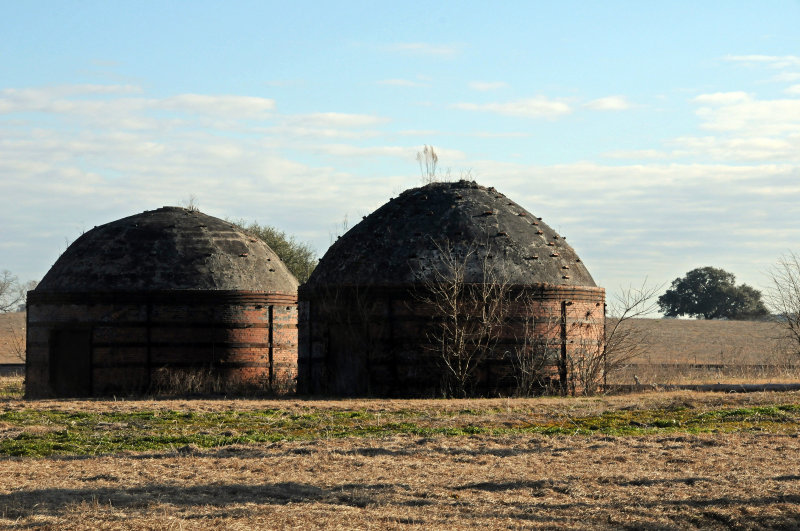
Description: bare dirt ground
xmin=1 ymin=389 xmax=800 ymax=529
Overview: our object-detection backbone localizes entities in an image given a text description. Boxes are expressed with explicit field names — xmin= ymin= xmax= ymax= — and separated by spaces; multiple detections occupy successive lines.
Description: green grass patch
xmin=0 ymin=377 xmax=23 ymax=399
xmin=1 ymin=403 xmax=799 ymax=458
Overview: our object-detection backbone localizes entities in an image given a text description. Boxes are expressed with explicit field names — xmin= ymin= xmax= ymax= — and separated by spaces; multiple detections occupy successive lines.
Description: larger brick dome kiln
xmin=26 ymin=207 xmax=299 ymax=397
xmin=298 ymin=181 xmax=605 ymax=397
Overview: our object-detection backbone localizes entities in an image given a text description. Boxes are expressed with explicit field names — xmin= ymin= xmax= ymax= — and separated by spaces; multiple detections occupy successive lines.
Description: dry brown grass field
xmin=0 ymin=312 xmax=24 ymax=364
xmin=2 ymin=315 xmax=799 ymax=527
xmin=1 ymin=380 xmax=800 ymax=529
xmin=609 ymin=318 xmax=799 ymax=386
xmin=624 ymin=318 xmax=782 ymax=365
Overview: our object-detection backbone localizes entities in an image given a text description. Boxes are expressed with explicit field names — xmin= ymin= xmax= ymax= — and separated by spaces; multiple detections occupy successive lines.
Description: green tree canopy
xmin=657 ymin=266 xmax=769 ymax=320
xmin=230 ymin=220 xmax=317 ymax=284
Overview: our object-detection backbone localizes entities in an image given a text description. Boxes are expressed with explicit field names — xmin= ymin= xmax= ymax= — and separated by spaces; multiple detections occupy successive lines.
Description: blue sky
xmin=2 ymin=1 xmax=800 ymax=299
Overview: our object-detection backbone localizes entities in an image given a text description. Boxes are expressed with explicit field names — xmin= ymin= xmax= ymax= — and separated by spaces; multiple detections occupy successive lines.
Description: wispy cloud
xmin=584 ymin=96 xmax=634 ymax=111
xmin=377 ymin=79 xmax=428 ymax=87
xmin=726 ymin=54 xmax=800 ymax=69
xmin=603 ymin=149 xmax=669 ymax=160
xmin=384 ymin=42 xmax=461 ymax=58
xmin=468 ymin=81 xmax=508 ymax=91
xmin=452 ymin=97 xmax=571 ymax=118
xmin=0 ymin=85 xmax=276 ymax=122
xmin=772 ymin=72 xmax=800 ymax=83
xmin=160 ymin=94 xmax=276 ymax=117
xmin=693 ymin=92 xmax=800 ymax=136
xmin=316 ymin=144 xmax=466 ymax=162
xmin=467 ymin=131 xmax=530 ymax=138
xmin=693 ymin=91 xmax=751 ymax=105
xmin=672 ymin=135 xmax=800 ymax=162
xmin=290 ymin=112 xmax=387 ymax=128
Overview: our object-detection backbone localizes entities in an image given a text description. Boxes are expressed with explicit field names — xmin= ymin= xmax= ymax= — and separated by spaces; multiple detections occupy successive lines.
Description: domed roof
xmin=37 ymin=207 xmax=298 ymax=293
xmin=305 ymin=181 xmax=596 ymax=288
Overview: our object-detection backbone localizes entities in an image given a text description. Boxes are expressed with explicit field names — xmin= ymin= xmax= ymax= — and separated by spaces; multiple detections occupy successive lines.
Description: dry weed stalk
xmin=149 ymin=366 xmax=294 ymax=397
xmin=416 ymin=144 xmax=439 ymax=184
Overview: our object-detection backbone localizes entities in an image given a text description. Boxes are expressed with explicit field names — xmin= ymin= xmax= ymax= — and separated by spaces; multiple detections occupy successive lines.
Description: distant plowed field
xmin=0 ymin=312 xmax=24 ymax=364
xmin=622 ymin=318 xmax=782 ymax=365
xmin=608 ymin=318 xmax=796 ymax=385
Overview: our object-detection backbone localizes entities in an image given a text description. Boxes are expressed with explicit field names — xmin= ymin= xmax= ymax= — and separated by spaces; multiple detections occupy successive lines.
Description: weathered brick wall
xmin=26 ymin=290 xmax=297 ymax=397
xmin=298 ymin=284 xmax=605 ymax=397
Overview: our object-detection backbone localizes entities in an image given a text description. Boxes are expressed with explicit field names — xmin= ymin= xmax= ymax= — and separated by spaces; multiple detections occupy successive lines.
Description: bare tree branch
xmin=599 ymin=279 xmax=662 ymax=392
xmin=510 ymin=299 xmax=560 ymax=396
xmin=766 ymin=252 xmax=800 ymax=357
xmin=0 ymin=271 xmax=26 ymax=314
xmin=413 ymin=237 xmax=512 ymax=397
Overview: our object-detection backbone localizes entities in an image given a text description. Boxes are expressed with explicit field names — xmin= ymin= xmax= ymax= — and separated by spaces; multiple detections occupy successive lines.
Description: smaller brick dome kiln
xmin=298 ymin=181 xmax=605 ymax=397
xmin=26 ymin=207 xmax=299 ymax=397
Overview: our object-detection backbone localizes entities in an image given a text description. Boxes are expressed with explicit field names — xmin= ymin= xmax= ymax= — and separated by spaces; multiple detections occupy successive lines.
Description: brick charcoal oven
xmin=26 ymin=207 xmax=298 ymax=397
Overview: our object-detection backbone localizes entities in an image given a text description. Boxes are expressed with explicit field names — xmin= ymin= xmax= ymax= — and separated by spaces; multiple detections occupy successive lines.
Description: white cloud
xmin=603 ymin=149 xmax=669 ymax=160
xmin=290 ymin=112 xmax=388 ymax=128
xmin=3 ymin=82 xmax=800 ymax=296
xmin=316 ymin=144 xmax=466 ymax=162
xmin=0 ymin=85 xmax=276 ymax=128
xmin=584 ymin=96 xmax=633 ymax=111
xmin=672 ymin=135 xmax=800 ymax=162
xmin=726 ymin=54 xmax=800 ymax=69
xmin=377 ymin=79 xmax=428 ymax=87
xmin=786 ymin=84 xmax=800 ymax=95
xmin=452 ymin=97 xmax=571 ymax=118
xmin=468 ymin=81 xmax=508 ymax=91
xmin=160 ymin=94 xmax=275 ymax=117
xmin=772 ymin=72 xmax=800 ymax=82
xmin=384 ymin=42 xmax=460 ymax=57
xmin=692 ymin=92 xmax=800 ymax=137
xmin=316 ymin=144 xmax=415 ymax=159
xmin=467 ymin=131 xmax=530 ymax=138
xmin=693 ymin=91 xmax=752 ymax=105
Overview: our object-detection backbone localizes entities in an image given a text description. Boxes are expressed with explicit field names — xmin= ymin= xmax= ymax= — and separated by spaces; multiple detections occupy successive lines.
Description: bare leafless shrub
xmin=0 ymin=271 xmax=27 ymax=314
xmin=568 ymin=279 xmax=661 ymax=395
xmin=767 ymin=252 xmax=800 ymax=357
xmin=0 ymin=273 xmax=34 ymax=363
xmin=7 ymin=318 xmax=26 ymax=362
xmin=414 ymin=238 xmax=512 ymax=397
xmin=510 ymin=301 xmax=560 ymax=396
